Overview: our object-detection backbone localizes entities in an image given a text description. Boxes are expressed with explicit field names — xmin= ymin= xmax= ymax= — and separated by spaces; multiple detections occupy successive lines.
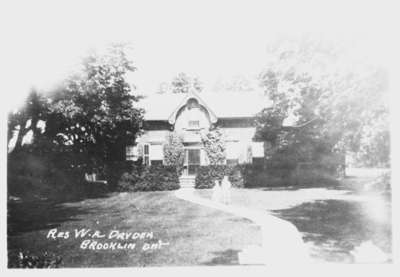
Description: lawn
xmin=8 ymin=191 xmax=261 ymax=267
xmin=194 ymin=173 xmax=392 ymax=263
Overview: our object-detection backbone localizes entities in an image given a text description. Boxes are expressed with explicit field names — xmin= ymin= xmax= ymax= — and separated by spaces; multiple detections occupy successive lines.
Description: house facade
xmin=126 ymin=90 xmax=272 ymax=178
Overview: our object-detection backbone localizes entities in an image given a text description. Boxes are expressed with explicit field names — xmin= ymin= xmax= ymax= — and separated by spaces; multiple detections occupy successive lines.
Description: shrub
xmin=194 ymin=165 xmax=244 ymax=189
xmin=117 ymin=171 xmax=142 ymax=192
xmin=102 ymin=161 xmax=137 ymax=188
xmin=163 ymin=132 xmax=185 ymax=173
xmin=136 ymin=165 xmax=180 ymax=191
xmin=9 ymin=251 xmax=62 ymax=268
xmin=117 ymin=165 xmax=180 ymax=191
xmin=195 ymin=165 xmax=226 ymax=189
xmin=201 ymin=128 xmax=226 ymax=165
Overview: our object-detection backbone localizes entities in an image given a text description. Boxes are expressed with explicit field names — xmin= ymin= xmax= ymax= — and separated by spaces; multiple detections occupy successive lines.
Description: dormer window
xmin=188 ymin=120 xmax=200 ymax=129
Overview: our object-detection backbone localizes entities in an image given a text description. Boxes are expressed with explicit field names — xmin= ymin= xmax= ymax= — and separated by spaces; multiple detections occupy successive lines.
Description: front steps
xmin=179 ymin=175 xmax=195 ymax=189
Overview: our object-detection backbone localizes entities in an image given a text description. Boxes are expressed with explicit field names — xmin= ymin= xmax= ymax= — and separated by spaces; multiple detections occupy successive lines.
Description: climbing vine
xmin=163 ymin=132 xmax=185 ymax=171
xmin=201 ymin=128 xmax=226 ymax=165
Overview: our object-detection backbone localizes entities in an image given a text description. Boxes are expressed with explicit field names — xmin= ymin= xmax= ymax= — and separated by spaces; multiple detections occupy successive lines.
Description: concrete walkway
xmin=175 ymin=188 xmax=310 ymax=265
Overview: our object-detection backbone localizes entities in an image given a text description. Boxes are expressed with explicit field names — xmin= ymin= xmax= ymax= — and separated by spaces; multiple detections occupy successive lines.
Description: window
xmin=188 ymin=120 xmax=200 ymax=129
xmin=150 ymin=144 xmax=163 ymax=160
xmin=126 ymin=145 xmax=137 ymax=161
xmin=143 ymin=144 xmax=150 ymax=166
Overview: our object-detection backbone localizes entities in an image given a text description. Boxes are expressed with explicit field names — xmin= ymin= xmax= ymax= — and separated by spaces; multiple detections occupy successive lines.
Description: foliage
xmin=194 ymin=165 xmax=244 ymax=189
xmin=48 ymin=43 xmax=144 ymax=165
xmin=7 ymin=89 xmax=50 ymax=153
xmin=102 ymin=160 xmax=139 ymax=188
xmin=117 ymin=165 xmax=180 ymax=191
xmin=195 ymin=162 xmax=339 ymax=189
xmin=116 ymin=168 xmax=143 ymax=192
xmin=213 ymin=74 xmax=256 ymax=92
xmin=366 ymin=171 xmax=391 ymax=194
xmin=9 ymin=251 xmax=62 ymax=268
xmin=159 ymin=72 xmax=203 ymax=94
xmin=7 ymin=44 xmax=144 ymax=200
xmin=163 ymin=132 xmax=185 ymax=173
xmin=201 ymin=128 xmax=226 ymax=165
xmin=256 ymin=37 xmax=389 ymax=167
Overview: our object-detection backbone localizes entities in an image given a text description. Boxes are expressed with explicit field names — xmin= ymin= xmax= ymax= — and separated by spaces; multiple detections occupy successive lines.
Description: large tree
xmin=49 ymin=44 xmax=144 ymax=164
xmin=256 ymin=37 xmax=389 ymax=167
xmin=8 ymin=43 xmax=144 ymax=169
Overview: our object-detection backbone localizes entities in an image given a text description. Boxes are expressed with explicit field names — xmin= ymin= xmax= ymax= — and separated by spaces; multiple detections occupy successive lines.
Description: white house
xmin=126 ymin=89 xmax=272 ymax=180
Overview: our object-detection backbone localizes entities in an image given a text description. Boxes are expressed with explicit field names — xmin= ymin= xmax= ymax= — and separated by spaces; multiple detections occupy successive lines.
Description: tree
xmin=8 ymin=89 xmax=50 ymax=153
xmin=213 ymin=75 xmax=256 ymax=92
xmin=256 ymin=36 xmax=389 ymax=167
xmin=48 ymin=44 xmax=144 ymax=166
xmin=169 ymin=72 xmax=203 ymax=94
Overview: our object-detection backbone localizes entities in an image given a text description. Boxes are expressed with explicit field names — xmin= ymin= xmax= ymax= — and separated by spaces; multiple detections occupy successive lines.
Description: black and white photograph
xmin=1 ymin=0 xmax=398 ymax=272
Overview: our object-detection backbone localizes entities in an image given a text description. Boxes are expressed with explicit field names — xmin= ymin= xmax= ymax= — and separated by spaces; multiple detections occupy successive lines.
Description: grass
xmin=274 ymin=199 xmax=391 ymax=263
xmin=194 ymin=173 xmax=392 ymax=263
xmin=8 ymin=191 xmax=261 ymax=267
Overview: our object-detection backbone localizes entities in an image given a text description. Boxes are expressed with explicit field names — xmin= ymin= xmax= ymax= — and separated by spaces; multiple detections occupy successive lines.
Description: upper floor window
xmin=188 ymin=120 xmax=200 ymax=129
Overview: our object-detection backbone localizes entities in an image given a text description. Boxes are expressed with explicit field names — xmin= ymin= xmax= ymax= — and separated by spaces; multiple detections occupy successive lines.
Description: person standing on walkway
xmin=212 ymin=179 xmax=222 ymax=203
xmin=221 ymin=175 xmax=232 ymax=204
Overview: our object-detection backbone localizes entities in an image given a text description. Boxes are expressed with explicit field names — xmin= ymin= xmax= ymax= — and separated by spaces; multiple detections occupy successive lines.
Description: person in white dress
xmin=221 ymin=175 xmax=232 ymax=205
xmin=212 ymin=179 xmax=222 ymax=203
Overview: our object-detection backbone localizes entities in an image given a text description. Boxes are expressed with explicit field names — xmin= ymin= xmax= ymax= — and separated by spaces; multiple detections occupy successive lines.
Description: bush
xmin=193 ymin=162 xmax=340 ymax=189
xmin=195 ymin=165 xmax=244 ymax=189
xmin=9 ymin=251 xmax=62 ymax=268
xmin=117 ymin=165 xmax=180 ymax=191
xmin=102 ymin=160 xmax=138 ymax=188
xmin=163 ymin=132 xmax=185 ymax=173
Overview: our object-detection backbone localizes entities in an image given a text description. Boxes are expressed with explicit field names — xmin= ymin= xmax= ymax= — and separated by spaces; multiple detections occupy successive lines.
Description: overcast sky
xmin=1 ymin=0 xmax=396 ymax=111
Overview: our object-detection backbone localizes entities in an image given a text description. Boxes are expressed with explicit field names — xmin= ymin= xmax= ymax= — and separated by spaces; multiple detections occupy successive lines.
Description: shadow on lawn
xmin=272 ymin=199 xmax=392 ymax=262
xmin=256 ymin=183 xmax=341 ymax=192
xmin=7 ymin=190 xmax=112 ymax=236
xmin=202 ymin=249 xmax=240 ymax=265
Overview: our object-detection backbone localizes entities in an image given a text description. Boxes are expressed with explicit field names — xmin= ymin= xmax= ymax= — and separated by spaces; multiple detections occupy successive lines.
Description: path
xmin=175 ymin=188 xmax=310 ymax=265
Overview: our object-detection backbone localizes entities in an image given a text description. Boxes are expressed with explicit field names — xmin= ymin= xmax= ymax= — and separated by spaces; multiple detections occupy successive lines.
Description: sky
xmin=1 ymin=0 xmax=397 ymax=111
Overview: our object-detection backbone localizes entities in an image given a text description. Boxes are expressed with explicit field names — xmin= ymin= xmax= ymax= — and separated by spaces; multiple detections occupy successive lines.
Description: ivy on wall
xmin=201 ymin=128 xmax=226 ymax=165
xmin=163 ymin=132 xmax=185 ymax=171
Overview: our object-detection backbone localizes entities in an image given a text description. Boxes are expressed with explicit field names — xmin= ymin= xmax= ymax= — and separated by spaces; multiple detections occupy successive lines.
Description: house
xmin=126 ymin=89 xmax=272 ymax=185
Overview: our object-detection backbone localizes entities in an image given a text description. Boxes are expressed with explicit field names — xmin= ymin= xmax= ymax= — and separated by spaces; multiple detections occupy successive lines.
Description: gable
xmin=138 ymin=90 xmax=272 ymax=121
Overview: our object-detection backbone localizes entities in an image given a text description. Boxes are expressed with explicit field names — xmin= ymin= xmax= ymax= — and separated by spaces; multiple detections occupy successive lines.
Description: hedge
xmin=117 ymin=165 xmax=180 ymax=192
xmin=194 ymin=165 xmax=244 ymax=189
xmin=101 ymin=161 xmax=138 ymax=188
xmin=194 ymin=162 xmax=340 ymax=189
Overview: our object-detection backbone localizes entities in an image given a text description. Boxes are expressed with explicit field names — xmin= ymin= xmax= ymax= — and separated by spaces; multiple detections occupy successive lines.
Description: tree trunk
xmin=13 ymin=124 xmax=28 ymax=152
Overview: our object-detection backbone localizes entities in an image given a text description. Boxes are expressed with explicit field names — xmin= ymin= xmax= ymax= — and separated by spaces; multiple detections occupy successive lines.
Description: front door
xmin=184 ymin=148 xmax=201 ymax=176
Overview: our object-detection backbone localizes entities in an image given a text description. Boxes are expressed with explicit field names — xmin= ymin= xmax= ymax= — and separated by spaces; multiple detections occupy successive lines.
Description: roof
xmin=137 ymin=90 xmax=272 ymax=121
